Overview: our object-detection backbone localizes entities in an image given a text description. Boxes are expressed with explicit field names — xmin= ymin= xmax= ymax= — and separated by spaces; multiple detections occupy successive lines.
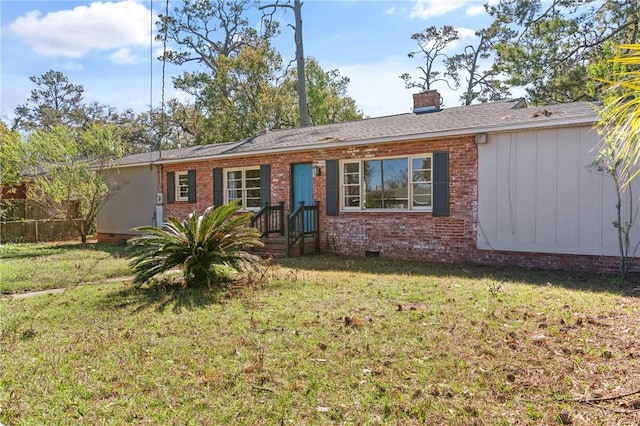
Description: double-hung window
xmin=176 ymin=171 xmax=190 ymax=202
xmin=341 ymin=155 xmax=432 ymax=211
xmin=167 ymin=170 xmax=196 ymax=204
xmin=225 ymin=168 xmax=261 ymax=210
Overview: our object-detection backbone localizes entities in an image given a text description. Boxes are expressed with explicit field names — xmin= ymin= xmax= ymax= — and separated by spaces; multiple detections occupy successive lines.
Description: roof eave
xmin=115 ymin=115 xmax=598 ymax=167
xmin=472 ymin=115 xmax=597 ymax=135
xmin=155 ymin=115 xmax=598 ymax=165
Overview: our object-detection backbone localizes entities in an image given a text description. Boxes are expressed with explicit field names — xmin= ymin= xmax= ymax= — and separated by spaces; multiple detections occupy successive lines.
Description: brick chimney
xmin=413 ymin=90 xmax=441 ymax=110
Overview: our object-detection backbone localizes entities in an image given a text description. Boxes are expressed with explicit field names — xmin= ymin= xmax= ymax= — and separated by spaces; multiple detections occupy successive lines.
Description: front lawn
xmin=0 ymin=242 xmax=130 ymax=294
xmin=1 ymin=252 xmax=639 ymax=424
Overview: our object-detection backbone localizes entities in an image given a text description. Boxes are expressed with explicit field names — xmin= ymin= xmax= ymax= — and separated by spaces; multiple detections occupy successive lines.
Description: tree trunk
xmin=294 ymin=0 xmax=309 ymax=127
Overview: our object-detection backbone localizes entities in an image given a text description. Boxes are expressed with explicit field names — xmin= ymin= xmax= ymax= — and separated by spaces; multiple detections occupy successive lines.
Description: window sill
xmin=340 ymin=209 xmax=433 ymax=213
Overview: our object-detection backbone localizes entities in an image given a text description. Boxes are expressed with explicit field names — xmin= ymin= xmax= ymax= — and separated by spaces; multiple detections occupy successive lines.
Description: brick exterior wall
xmin=159 ymin=136 xmax=633 ymax=274
xmin=97 ymin=232 xmax=135 ymax=244
xmin=162 ymin=136 xmax=479 ymax=264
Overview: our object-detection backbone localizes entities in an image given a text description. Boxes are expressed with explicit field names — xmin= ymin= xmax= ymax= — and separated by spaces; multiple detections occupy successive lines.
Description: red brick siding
xmin=475 ymin=250 xmax=640 ymax=274
xmin=162 ymin=136 xmax=479 ymax=262
xmin=97 ymin=232 xmax=135 ymax=243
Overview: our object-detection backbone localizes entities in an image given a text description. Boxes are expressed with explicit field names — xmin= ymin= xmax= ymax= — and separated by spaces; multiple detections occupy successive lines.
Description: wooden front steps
xmin=252 ymin=236 xmax=318 ymax=258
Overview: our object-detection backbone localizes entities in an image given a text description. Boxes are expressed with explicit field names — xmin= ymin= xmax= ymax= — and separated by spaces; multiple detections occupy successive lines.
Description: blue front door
xmin=292 ymin=163 xmax=314 ymax=230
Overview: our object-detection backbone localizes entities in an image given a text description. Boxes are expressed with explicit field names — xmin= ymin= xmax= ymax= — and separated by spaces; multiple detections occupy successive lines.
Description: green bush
xmin=127 ymin=202 xmax=264 ymax=287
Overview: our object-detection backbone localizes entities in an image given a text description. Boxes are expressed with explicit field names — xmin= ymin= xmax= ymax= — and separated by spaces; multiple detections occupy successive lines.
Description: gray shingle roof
xmin=116 ymin=99 xmax=599 ymax=167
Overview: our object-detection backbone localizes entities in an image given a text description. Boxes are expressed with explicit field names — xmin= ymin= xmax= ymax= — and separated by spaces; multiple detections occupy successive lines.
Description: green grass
xmin=1 ymin=250 xmax=639 ymax=424
xmin=0 ymin=242 xmax=131 ymax=294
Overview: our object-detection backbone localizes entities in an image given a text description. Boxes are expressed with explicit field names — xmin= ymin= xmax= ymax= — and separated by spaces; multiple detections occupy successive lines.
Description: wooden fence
xmin=1 ymin=199 xmax=79 ymax=243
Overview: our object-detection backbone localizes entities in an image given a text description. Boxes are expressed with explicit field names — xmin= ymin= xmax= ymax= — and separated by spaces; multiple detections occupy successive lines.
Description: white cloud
xmin=410 ymin=0 xmax=498 ymax=20
xmin=466 ymin=5 xmax=486 ymax=16
xmin=53 ymin=61 xmax=84 ymax=72
xmin=456 ymin=27 xmax=478 ymax=39
xmin=9 ymin=1 xmax=156 ymax=58
xmin=385 ymin=5 xmax=397 ymax=15
xmin=109 ymin=47 xmax=143 ymax=64
xmin=410 ymin=0 xmax=469 ymax=20
xmin=447 ymin=27 xmax=478 ymax=51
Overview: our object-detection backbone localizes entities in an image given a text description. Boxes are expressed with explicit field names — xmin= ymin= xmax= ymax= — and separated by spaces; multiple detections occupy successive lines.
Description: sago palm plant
xmin=127 ymin=202 xmax=264 ymax=287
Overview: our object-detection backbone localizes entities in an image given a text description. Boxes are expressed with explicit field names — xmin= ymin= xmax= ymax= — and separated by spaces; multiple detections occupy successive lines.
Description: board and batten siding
xmin=477 ymin=125 xmax=640 ymax=257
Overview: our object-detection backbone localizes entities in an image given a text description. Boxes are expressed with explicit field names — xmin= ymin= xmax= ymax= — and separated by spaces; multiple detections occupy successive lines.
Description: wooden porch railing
xmin=251 ymin=200 xmax=320 ymax=256
xmin=287 ymin=201 xmax=320 ymax=256
xmin=250 ymin=201 xmax=285 ymax=238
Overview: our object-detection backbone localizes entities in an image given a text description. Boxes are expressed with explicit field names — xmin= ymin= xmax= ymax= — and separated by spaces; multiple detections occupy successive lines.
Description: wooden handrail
xmin=251 ymin=201 xmax=285 ymax=238
xmin=287 ymin=200 xmax=320 ymax=256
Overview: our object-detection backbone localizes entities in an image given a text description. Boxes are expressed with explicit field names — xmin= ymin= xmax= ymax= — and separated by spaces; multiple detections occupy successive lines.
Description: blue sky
xmin=1 ymin=0 xmax=497 ymax=124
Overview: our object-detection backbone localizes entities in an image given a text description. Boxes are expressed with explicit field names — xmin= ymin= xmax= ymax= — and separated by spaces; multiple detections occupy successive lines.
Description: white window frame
xmin=341 ymin=160 xmax=361 ymax=211
xmin=176 ymin=171 xmax=190 ymax=202
xmin=339 ymin=154 xmax=432 ymax=212
xmin=224 ymin=167 xmax=261 ymax=211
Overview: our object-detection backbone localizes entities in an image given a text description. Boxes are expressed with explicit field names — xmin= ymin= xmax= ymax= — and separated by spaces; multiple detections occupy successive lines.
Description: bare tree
xmin=400 ymin=25 xmax=460 ymax=92
xmin=445 ymin=26 xmax=511 ymax=105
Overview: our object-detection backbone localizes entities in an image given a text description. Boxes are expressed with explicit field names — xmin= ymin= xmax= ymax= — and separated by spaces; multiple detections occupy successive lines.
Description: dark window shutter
xmin=260 ymin=164 xmax=271 ymax=206
xmin=167 ymin=171 xmax=175 ymax=204
xmin=213 ymin=167 xmax=223 ymax=207
xmin=432 ymin=151 xmax=449 ymax=217
xmin=326 ymin=159 xmax=339 ymax=216
xmin=187 ymin=169 xmax=196 ymax=203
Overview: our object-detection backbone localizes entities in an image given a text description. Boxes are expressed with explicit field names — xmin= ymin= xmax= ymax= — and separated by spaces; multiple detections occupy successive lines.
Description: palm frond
xmin=596 ymin=44 xmax=640 ymax=186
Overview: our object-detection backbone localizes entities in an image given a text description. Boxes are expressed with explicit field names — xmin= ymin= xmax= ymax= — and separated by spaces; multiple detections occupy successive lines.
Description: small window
xmin=176 ymin=171 xmax=190 ymax=202
xmin=411 ymin=157 xmax=432 ymax=209
xmin=342 ymin=161 xmax=361 ymax=209
xmin=225 ymin=168 xmax=261 ymax=210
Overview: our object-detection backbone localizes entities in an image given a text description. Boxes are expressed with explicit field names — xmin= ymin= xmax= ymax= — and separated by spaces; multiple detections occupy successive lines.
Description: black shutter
xmin=167 ymin=171 xmax=175 ymax=204
xmin=213 ymin=167 xmax=223 ymax=207
xmin=260 ymin=164 xmax=271 ymax=206
xmin=432 ymin=151 xmax=449 ymax=217
xmin=326 ymin=159 xmax=339 ymax=216
xmin=187 ymin=169 xmax=196 ymax=203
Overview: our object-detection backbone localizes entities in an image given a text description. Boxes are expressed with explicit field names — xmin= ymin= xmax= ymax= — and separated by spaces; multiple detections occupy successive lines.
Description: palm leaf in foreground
xmin=597 ymin=44 xmax=640 ymax=185
xmin=127 ymin=202 xmax=264 ymax=287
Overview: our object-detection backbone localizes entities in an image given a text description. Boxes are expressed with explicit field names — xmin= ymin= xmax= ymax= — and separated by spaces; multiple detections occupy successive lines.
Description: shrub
xmin=127 ymin=202 xmax=264 ymax=287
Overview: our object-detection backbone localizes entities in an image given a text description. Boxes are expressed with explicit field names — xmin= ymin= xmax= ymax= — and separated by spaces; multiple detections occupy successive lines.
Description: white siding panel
xmin=478 ymin=124 xmax=640 ymax=257
xmin=534 ymin=129 xmax=558 ymax=246
xmin=598 ymin=138 xmax=624 ymax=251
xmin=477 ymin=135 xmax=498 ymax=246
xmin=577 ymin=128 xmax=605 ymax=249
xmin=514 ymin=131 xmax=536 ymax=244
xmin=555 ymin=128 xmax=580 ymax=248
xmin=495 ymin=133 xmax=516 ymax=244
xmin=601 ymin=180 xmax=619 ymax=250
